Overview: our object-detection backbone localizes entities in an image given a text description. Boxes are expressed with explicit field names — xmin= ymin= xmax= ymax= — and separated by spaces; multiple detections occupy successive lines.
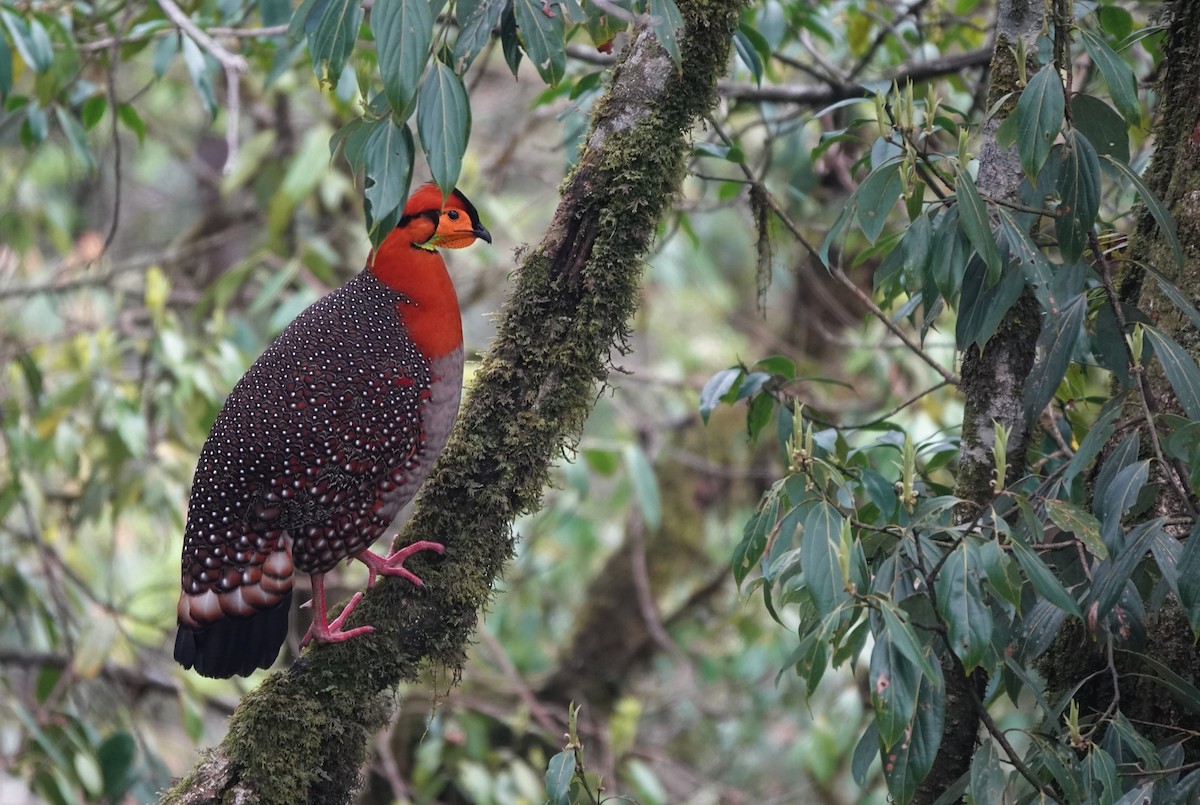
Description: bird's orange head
xmin=396 ymin=183 xmax=492 ymax=252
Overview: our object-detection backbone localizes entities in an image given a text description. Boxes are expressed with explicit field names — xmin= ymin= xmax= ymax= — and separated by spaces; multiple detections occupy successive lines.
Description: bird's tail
xmin=175 ymin=547 xmax=294 ymax=678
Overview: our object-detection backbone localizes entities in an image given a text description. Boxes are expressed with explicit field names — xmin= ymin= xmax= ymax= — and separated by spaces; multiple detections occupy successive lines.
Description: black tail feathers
xmin=174 ymin=593 xmax=292 ymax=679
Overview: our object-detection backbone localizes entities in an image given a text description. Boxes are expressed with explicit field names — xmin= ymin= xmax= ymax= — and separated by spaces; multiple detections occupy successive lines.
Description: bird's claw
xmin=301 ymin=591 xmax=374 ymax=646
xmin=355 ymin=540 xmax=446 ymax=588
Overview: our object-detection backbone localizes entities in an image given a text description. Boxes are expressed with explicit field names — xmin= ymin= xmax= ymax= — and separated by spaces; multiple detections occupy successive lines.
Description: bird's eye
xmin=446 ymin=210 xmax=460 ymax=221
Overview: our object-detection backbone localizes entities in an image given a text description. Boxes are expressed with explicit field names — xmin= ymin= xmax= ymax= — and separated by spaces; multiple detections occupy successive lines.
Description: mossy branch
xmin=161 ymin=0 xmax=744 ymax=802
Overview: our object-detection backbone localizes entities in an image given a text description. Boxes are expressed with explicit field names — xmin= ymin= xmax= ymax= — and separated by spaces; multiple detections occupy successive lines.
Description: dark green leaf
xmin=955 ymin=253 xmax=1024 ymax=350
xmin=1071 ymin=94 xmax=1129 ymax=164
xmin=856 ymin=161 xmax=904 ymax=244
xmin=936 ymin=543 xmax=991 ymax=670
xmin=96 ymin=732 xmax=137 ymax=802
xmin=1023 ymin=293 xmax=1086 ymax=421
xmin=1101 ymin=154 xmax=1183 ymax=266
xmin=1080 ymin=29 xmax=1140 ymax=126
xmin=928 ymin=206 xmax=969 ymax=302
xmin=699 ymin=367 xmax=742 ymax=423
xmin=1135 ymin=653 xmax=1200 ymax=714
xmin=851 ymin=721 xmax=880 ymax=787
xmin=418 ymin=62 xmax=471 ymax=195
xmin=969 ymin=740 xmax=1006 ymax=804
xmin=374 ymin=0 xmax=433 ymax=120
xmin=1063 ymin=399 xmax=1122 ymax=487
xmin=0 ymin=33 xmax=11 ymax=101
xmin=903 ymin=211 xmax=932 ymax=288
xmin=733 ymin=490 xmax=778 ymax=587
xmin=956 ymin=171 xmax=1002 ymax=285
xmin=880 ymin=602 xmax=938 ymax=680
xmin=152 ymin=33 xmax=179 ymax=77
xmin=882 ymin=671 xmax=944 ymax=805
xmin=977 ymin=538 xmax=1022 ymax=609
xmin=1016 ymin=63 xmax=1064 ymax=179
xmin=545 ymin=749 xmax=575 ymax=805
xmin=514 ymin=0 xmax=566 ymax=85
xmin=363 ymin=118 xmax=415 ymax=245
xmin=1175 ymin=523 xmax=1200 ymax=638
xmin=996 ymin=208 xmax=1052 ymax=311
xmin=1009 ymin=532 xmax=1081 ymax=617
xmin=117 ymin=104 xmax=146 ymax=144
xmin=1 ymin=10 xmax=53 ymax=72
xmin=1098 ymin=460 xmax=1149 ymax=549
xmin=1145 ymin=267 xmax=1200 ymax=332
xmin=746 ymin=391 xmax=774 ymax=443
xmin=500 ymin=5 xmax=522 ymax=76
xmin=308 ymin=0 xmax=364 ymax=83
xmin=801 ymin=503 xmax=848 ymax=618
xmin=454 ymin=0 xmax=508 ymax=73
xmin=1090 ymin=519 xmax=1161 ymax=621
xmin=1018 ymin=597 xmax=1070 ymax=662
xmin=1142 ymin=326 xmax=1200 ymax=419
xmin=1054 ymin=131 xmax=1101 ymax=263
xmin=870 ymin=630 xmax=920 ymax=750
xmin=648 ymin=0 xmax=684 ymax=70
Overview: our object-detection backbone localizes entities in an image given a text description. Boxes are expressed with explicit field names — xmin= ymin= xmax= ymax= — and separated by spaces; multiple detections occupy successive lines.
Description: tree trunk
xmin=919 ymin=0 xmax=1048 ymax=799
xmin=160 ymin=2 xmax=745 ymax=802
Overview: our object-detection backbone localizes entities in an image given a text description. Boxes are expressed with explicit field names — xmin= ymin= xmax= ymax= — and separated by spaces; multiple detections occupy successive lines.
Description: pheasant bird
xmin=174 ymin=184 xmax=491 ymax=678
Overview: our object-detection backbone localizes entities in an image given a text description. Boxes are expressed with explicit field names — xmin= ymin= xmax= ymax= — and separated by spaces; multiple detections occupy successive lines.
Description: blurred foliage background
xmin=1 ymin=0 xmax=1195 ymax=802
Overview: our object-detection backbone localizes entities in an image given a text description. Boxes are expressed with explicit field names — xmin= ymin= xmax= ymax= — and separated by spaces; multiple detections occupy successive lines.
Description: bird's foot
xmin=354 ymin=540 xmax=445 ymax=588
xmin=301 ymin=591 xmax=375 ymax=646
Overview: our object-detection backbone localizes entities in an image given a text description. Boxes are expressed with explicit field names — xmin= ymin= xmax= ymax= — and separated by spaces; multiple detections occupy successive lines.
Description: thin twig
xmin=156 ymin=0 xmax=246 ymax=173
xmin=1091 ymin=230 xmax=1198 ymax=518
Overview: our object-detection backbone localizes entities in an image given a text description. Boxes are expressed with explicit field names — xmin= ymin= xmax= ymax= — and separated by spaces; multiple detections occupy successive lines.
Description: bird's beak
xmin=473 ymin=225 xmax=493 ymax=244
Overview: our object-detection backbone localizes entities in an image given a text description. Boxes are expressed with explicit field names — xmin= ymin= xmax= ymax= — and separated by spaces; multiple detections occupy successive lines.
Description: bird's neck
xmin=368 ymin=244 xmax=463 ymax=359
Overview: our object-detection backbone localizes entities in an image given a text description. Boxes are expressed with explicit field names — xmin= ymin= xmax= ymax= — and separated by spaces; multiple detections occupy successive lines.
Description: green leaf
xmin=54 ymin=106 xmax=95 ymax=172
xmin=363 ymin=118 xmax=415 ymax=245
xmin=180 ymin=34 xmax=217 ymax=118
xmin=1101 ymin=154 xmax=1183 ymax=266
xmin=1178 ymin=523 xmax=1200 ymax=638
xmin=935 ymin=543 xmax=991 ymax=670
xmin=856 ymin=161 xmax=904 ymax=244
xmin=0 ymin=33 xmax=10 ymax=101
xmin=977 ymin=537 xmax=1023 ymax=609
xmin=648 ymin=0 xmax=684 ymax=70
xmin=1063 ymin=398 xmax=1123 ymax=487
xmin=373 ymin=0 xmax=433 ymax=120
xmin=418 ymin=62 xmax=471 ymax=196
xmin=882 ymin=671 xmax=944 ymax=805
xmin=500 ymin=5 xmax=522 ymax=76
xmin=1016 ymin=63 xmax=1064 ymax=180
xmin=1054 ymin=130 xmax=1101 ymax=263
xmin=117 ymin=104 xmax=146 ymax=144
xmin=310 ymin=0 xmax=364 ymax=83
xmin=1098 ymin=460 xmax=1149 ymax=549
xmin=733 ymin=28 xmax=762 ymax=84
xmin=1071 ymin=94 xmax=1129 ymax=164
xmin=996 ymin=208 xmax=1053 ymax=312
xmin=1145 ymin=267 xmax=1200 ymax=332
xmin=1023 ymin=293 xmax=1086 ymax=421
xmin=1045 ymin=499 xmax=1105 ymax=559
xmin=1080 ymin=29 xmax=1140 ymax=126
xmin=545 ymin=749 xmax=575 ymax=805
xmin=1135 ymin=653 xmax=1200 ymax=714
xmin=1142 ymin=326 xmax=1200 ymax=420
xmin=800 ymin=503 xmax=848 ymax=618
xmin=624 ymin=443 xmax=661 ymax=530
xmin=733 ymin=489 xmax=778 ymax=587
xmin=514 ymin=0 xmax=566 ymax=85
xmin=96 ymin=732 xmax=137 ymax=802
xmin=1009 ymin=531 xmax=1081 ymax=617
xmin=852 ymin=721 xmax=880 ymax=787
xmin=80 ymin=96 xmax=106 ymax=130
xmin=955 ymin=253 xmax=1024 ymax=350
xmin=880 ymin=601 xmax=938 ymax=680
xmin=454 ymin=0 xmax=508 ymax=73
xmin=870 ymin=629 xmax=920 ymax=750
xmin=968 ymin=740 xmax=1006 ymax=805
xmin=1 ymin=10 xmax=54 ymax=72
xmin=699 ymin=367 xmax=742 ymax=423
xmin=928 ymin=206 xmax=969 ymax=301
xmin=1090 ymin=519 xmax=1161 ymax=622
xmin=955 ymin=171 xmax=1002 ymax=285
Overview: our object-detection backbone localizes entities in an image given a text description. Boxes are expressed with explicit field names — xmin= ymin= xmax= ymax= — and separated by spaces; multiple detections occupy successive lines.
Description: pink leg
xmin=301 ymin=573 xmax=374 ymax=647
xmin=353 ymin=540 xmax=445 ymax=588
